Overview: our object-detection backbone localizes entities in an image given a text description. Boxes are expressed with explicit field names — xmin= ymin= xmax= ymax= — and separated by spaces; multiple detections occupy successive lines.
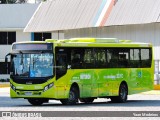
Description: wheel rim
xmin=68 ymin=91 xmax=75 ymax=102
xmin=120 ymin=86 xmax=127 ymax=100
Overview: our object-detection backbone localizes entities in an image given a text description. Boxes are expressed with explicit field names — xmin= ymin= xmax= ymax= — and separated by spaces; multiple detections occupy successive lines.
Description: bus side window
xmin=95 ymin=49 xmax=107 ymax=68
xmin=83 ymin=49 xmax=95 ymax=68
xmin=109 ymin=54 xmax=118 ymax=68
xmin=106 ymin=52 xmax=111 ymax=63
xmin=130 ymin=49 xmax=140 ymax=68
xmin=141 ymin=49 xmax=151 ymax=68
xmin=71 ymin=53 xmax=81 ymax=68
xmin=119 ymin=54 xmax=128 ymax=68
xmin=107 ymin=49 xmax=118 ymax=68
xmin=70 ymin=48 xmax=85 ymax=69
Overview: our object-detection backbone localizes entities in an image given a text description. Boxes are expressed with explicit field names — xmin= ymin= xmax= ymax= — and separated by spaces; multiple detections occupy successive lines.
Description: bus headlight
xmin=43 ymin=82 xmax=54 ymax=92
xmin=10 ymin=83 xmax=16 ymax=91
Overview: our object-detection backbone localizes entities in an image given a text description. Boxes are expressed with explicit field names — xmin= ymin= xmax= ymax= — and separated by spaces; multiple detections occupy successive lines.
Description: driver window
xmin=55 ymin=48 xmax=67 ymax=80
xmin=71 ymin=50 xmax=82 ymax=69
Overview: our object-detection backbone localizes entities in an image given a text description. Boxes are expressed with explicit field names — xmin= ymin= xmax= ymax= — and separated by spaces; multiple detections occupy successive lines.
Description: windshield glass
xmin=11 ymin=53 xmax=54 ymax=77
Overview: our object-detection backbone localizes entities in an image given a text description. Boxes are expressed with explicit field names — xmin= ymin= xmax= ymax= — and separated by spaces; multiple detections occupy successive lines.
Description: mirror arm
xmin=5 ymin=53 xmax=11 ymax=63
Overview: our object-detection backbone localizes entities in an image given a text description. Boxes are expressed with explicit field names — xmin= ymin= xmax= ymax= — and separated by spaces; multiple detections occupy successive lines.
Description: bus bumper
xmin=10 ymin=81 xmax=69 ymax=99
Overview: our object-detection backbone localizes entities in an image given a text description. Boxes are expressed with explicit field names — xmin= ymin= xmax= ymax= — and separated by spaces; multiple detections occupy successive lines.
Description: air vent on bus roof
xmin=68 ymin=38 xmax=119 ymax=43
xmin=52 ymin=38 xmax=132 ymax=43
xmin=69 ymin=38 xmax=95 ymax=42
xmin=45 ymin=39 xmax=57 ymax=43
xmin=119 ymin=40 xmax=132 ymax=43
xmin=95 ymin=38 xmax=119 ymax=43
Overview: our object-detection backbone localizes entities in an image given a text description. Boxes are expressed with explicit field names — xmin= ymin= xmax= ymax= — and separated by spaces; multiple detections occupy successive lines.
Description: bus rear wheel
xmin=60 ymin=87 xmax=78 ymax=105
xmin=27 ymin=98 xmax=48 ymax=106
xmin=79 ymin=98 xmax=94 ymax=103
xmin=110 ymin=83 xmax=128 ymax=103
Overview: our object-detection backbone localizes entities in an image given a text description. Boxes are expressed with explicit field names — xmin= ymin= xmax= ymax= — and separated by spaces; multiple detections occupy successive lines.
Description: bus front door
xmin=55 ymin=53 xmax=68 ymax=98
xmin=56 ymin=53 xmax=67 ymax=80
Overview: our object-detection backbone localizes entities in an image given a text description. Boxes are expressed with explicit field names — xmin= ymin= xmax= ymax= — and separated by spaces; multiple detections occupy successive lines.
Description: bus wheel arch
xmin=70 ymin=82 xmax=80 ymax=98
xmin=120 ymin=81 xmax=128 ymax=95
xmin=111 ymin=81 xmax=128 ymax=103
xmin=60 ymin=82 xmax=79 ymax=105
xmin=118 ymin=81 xmax=128 ymax=102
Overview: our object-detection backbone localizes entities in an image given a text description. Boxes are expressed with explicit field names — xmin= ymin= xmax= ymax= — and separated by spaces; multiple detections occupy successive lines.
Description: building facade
xmin=0 ymin=4 xmax=39 ymax=79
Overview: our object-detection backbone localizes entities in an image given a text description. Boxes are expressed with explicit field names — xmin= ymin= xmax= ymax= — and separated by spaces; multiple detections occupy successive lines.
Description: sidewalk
xmin=0 ymin=87 xmax=10 ymax=93
xmin=141 ymin=90 xmax=160 ymax=95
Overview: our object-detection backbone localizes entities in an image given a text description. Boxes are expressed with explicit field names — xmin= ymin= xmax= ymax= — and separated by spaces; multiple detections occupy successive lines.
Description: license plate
xmin=25 ymin=92 xmax=32 ymax=96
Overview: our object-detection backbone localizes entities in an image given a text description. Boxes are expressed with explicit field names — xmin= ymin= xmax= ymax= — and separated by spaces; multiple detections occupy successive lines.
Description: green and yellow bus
xmin=5 ymin=38 xmax=154 ymax=105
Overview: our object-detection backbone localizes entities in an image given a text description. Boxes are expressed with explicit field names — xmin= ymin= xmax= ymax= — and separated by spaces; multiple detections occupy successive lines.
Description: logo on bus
xmin=80 ymin=74 xmax=91 ymax=80
xmin=104 ymin=74 xmax=123 ymax=80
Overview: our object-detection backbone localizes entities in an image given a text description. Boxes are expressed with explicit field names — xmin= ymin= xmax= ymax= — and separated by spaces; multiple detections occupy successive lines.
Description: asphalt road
xmin=0 ymin=87 xmax=160 ymax=120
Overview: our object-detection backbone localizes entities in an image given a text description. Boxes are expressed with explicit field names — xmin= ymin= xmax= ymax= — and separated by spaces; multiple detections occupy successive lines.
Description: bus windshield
xmin=11 ymin=53 xmax=54 ymax=78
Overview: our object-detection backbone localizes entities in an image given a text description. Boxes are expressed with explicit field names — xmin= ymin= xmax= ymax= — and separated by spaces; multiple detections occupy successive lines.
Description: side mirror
xmin=5 ymin=57 xmax=8 ymax=63
xmin=5 ymin=53 xmax=10 ymax=63
xmin=5 ymin=53 xmax=11 ymax=71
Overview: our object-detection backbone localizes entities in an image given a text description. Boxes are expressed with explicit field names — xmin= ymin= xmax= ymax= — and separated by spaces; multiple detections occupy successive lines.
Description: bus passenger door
xmin=55 ymin=51 xmax=68 ymax=98
xmin=56 ymin=53 xmax=67 ymax=80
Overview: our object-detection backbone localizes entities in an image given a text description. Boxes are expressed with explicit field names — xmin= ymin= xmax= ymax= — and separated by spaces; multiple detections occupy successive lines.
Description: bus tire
xmin=60 ymin=87 xmax=78 ymax=105
xmin=27 ymin=98 xmax=46 ymax=106
xmin=79 ymin=98 xmax=94 ymax=103
xmin=110 ymin=83 xmax=128 ymax=103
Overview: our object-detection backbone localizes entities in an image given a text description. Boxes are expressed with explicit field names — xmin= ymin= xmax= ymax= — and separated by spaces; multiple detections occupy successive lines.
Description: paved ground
xmin=0 ymin=87 xmax=160 ymax=120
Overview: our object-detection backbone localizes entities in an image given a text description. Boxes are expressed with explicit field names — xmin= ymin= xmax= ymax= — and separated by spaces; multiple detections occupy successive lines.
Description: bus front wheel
xmin=110 ymin=83 xmax=128 ymax=103
xmin=60 ymin=87 xmax=78 ymax=105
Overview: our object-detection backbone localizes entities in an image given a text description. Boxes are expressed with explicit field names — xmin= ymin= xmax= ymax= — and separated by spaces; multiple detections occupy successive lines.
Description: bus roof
xmin=46 ymin=38 xmax=126 ymax=43
xmin=46 ymin=38 xmax=152 ymax=48
xmin=13 ymin=38 xmax=152 ymax=48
